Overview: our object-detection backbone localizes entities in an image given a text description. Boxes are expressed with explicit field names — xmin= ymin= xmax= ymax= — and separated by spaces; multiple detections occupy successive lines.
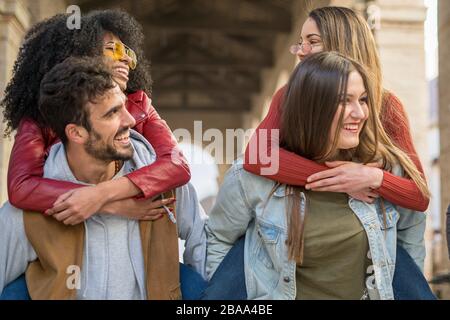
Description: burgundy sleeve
xmin=7 ymin=118 xmax=82 ymax=212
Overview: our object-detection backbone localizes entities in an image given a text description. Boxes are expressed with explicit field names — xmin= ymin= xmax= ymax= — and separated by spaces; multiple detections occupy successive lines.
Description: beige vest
xmin=23 ymin=191 xmax=181 ymax=300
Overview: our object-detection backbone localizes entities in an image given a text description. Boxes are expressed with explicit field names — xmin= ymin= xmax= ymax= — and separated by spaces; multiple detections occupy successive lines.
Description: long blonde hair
xmin=308 ymin=6 xmax=384 ymax=114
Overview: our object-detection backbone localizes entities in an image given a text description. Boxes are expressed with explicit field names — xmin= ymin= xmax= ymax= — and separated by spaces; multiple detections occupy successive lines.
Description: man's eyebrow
xmin=102 ymin=104 xmax=122 ymax=118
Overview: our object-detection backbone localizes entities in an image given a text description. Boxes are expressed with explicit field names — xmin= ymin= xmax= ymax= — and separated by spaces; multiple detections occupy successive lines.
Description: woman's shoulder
xmin=231 ymin=158 xmax=268 ymax=182
xmin=126 ymin=90 xmax=152 ymax=120
xmin=15 ymin=117 xmax=58 ymax=148
xmin=382 ymin=90 xmax=407 ymax=114
xmin=17 ymin=117 xmax=53 ymax=138
xmin=229 ymin=158 xmax=280 ymax=196
xmin=127 ymin=90 xmax=146 ymax=104
xmin=273 ymin=85 xmax=287 ymax=103
xmin=17 ymin=117 xmax=41 ymax=131
xmin=380 ymin=90 xmax=410 ymax=130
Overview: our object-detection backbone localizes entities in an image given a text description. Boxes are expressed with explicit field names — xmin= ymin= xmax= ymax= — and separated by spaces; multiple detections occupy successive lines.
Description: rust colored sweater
xmin=243 ymin=86 xmax=429 ymax=212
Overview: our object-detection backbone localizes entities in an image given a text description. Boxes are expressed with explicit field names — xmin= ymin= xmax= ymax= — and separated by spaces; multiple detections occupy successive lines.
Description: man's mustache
xmin=114 ymin=127 xmax=130 ymax=139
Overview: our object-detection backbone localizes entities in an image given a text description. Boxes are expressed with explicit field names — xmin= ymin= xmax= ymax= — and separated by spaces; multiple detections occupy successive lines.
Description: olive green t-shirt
xmin=295 ymin=191 xmax=372 ymax=300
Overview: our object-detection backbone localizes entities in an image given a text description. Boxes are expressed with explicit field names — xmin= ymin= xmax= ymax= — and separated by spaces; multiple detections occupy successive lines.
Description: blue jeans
xmin=181 ymin=236 xmax=248 ymax=300
xmin=0 ymin=274 xmax=30 ymax=300
xmin=393 ymin=245 xmax=436 ymax=300
xmin=180 ymin=263 xmax=208 ymax=300
xmin=201 ymin=236 xmax=247 ymax=300
xmin=0 ymin=240 xmax=436 ymax=300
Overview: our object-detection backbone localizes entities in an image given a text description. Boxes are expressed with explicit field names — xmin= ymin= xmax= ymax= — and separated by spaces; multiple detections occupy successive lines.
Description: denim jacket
xmin=206 ymin=158 xmax=426 ymax=300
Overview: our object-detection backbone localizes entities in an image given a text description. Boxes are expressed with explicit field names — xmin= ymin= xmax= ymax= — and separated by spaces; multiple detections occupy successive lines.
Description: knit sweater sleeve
xmin=243 ymin=86 xmax=327 ymax=186
xmin=377 ymin=93 xmax=429 ymax=211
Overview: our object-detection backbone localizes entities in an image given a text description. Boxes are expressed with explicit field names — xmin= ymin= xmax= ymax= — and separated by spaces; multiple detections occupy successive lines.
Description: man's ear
xmin=65 ymin=124 xmax=88 ymax=144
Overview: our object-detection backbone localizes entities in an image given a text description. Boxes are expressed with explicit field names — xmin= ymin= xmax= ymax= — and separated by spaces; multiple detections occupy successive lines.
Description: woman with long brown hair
xmin=206 ymin=51 xmax=429 ymax=300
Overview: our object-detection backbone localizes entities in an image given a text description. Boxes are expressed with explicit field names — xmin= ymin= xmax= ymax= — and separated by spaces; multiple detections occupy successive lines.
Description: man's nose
xmin=121 ymin=107 xmax=136 ymax=128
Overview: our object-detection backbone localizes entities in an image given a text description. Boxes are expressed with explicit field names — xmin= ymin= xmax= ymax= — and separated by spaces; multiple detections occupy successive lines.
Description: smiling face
xmin=103 ymin=32 xmax=132 ymax=91
xmin=83 ymin=84 xmax=136 ymax=162
xmin=329 ymin=70 xmax=369 ymax=151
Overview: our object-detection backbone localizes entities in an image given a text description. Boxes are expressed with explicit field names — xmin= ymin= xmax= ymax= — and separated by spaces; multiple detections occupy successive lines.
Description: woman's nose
xmin=120 ymin=53 xmax=132 ymax=67
xmin=351 ymin=102 xmax=367 ymax=119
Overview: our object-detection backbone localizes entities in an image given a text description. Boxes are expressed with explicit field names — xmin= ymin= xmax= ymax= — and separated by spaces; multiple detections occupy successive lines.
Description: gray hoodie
xmin=0 ymin=130 xmax=207 ymax=299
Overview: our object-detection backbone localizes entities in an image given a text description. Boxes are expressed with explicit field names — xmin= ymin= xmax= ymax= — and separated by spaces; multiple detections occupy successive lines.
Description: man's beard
xmin=84 ymin=127 xmax=134 ymax=162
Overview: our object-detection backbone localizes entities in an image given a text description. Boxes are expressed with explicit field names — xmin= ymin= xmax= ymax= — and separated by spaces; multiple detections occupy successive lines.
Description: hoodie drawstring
xmin=81 ymin=220 xmax=89 ymax=298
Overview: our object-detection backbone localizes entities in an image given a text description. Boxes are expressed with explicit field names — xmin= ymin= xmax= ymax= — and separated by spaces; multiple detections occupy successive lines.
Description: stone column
xmin=0 ymin=0 xmax=31 ymax=203
xmin=437 ymin=0 xmax=450 ymax=298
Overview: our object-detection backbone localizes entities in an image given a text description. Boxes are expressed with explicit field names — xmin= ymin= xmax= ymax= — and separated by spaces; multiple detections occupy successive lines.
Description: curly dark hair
xmin=39 ymin=56 xmax=116 ymax=144
xmin=1 ymin=9 xmax=152 ymax=136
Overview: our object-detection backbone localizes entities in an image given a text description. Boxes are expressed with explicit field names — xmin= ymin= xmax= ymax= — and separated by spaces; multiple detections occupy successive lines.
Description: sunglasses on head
xmin=103 ymin=41 xmax=137 ymax=70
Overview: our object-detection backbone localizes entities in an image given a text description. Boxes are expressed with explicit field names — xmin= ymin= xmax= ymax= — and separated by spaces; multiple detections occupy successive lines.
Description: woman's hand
xmin=46 ymin=184 xmax=175 ymax=225
xmin=305 ymin=161 xmax=384 ymax=195
xmin=348 ymin=189 xmax=380 ymax=204
xmin=45 ymin=186 xmax=108 ymax=225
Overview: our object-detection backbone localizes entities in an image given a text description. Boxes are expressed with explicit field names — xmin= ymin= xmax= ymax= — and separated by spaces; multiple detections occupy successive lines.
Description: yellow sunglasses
xmin=103 ymin=41 xmax=137 ymax=70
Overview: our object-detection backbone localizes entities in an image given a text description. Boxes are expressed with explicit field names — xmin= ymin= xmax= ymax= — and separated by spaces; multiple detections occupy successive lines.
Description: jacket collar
xmin=126 ymin=90 xmax=149 ymax=126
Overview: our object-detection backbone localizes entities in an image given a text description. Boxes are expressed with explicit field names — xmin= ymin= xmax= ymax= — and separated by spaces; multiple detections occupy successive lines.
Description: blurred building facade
xmin=436 ymin=0 xmax=450 ymax=297
xmin=0 ymin=0 xmax=448 ymax=297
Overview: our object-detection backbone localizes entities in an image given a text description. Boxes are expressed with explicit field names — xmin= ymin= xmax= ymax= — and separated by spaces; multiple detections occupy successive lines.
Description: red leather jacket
xmin=7 ymin=90 xmax=191 ymax=212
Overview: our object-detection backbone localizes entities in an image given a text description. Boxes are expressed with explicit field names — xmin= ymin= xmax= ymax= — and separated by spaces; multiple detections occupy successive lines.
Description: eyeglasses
xmin=103 ymin=41 xmax=137 ymax=70
xmin=289 ymin=42 xmax=322 ymax=55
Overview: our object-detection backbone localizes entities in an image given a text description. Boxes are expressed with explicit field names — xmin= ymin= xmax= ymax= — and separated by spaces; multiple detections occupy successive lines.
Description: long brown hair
xmin=280 ymin=52 xmax=429 ymax=263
